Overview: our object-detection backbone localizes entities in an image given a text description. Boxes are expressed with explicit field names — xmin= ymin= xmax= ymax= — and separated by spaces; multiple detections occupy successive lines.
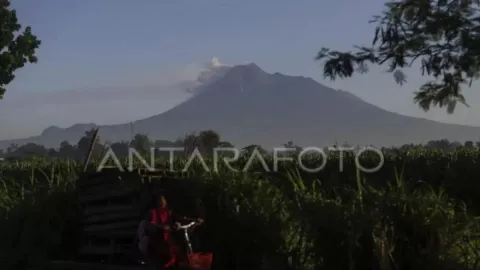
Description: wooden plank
xmin=78 ymin=183 xmax=141 ymax=199
xmin=79 ymin=245 xmax=114 ymax=255
xmin=50 ymin=260 xmax=145 ymax=270
xmin=77 ymin=176 xmax=124 ymax=190
xmin=84 ymin=220 xmax=139 ymax=233
xmin=79 ymin=188 xmax=138 ymax=204
xmin=83 ymin=211 xmax=140 ymax=225
xmin=77 ymin=168 xmax=123 ymax=181
xmin=83 ymin=229 xmax=136 ymax=238
xmin=77 ymin=171 xmax=141 ymax=189
xmin=92 ymin=176 xmax=140 ymax=187
xmin=79 ymin=244 xmax=133 ymax=254
xmin=80 ymin=168 xmax=126 ymax=177
xmin=83 ymin=204 xmax=136 ymax=217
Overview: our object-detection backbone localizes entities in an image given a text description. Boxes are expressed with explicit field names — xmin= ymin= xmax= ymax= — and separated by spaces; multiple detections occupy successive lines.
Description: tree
xmin=47 ymin=148 xmax=58 ymax=157
xmin=7 ymin=142 xmax=47 ymax=157
xmin=198 ymin=130 xmax=221 ymax=155
xmin=316 ymin=0 xmax=480 ymax=113
xmin=130 ymin=134 xmax=153 ymax=155
xmin=58 ymin=141 xmax=76 ymax=158
xmin=76 ymin=129 xmax=103 ymax=161
xmin=1 ymin=0 xmax=41 ymax=98
xmin=241 ymin=144 xmax=268 ymax=157
xmin=183 ymin=133 xmax=201 ymax=157
xmin=154 ymin=139 xmax=176 ymax=157
xmin=284 ymin=140 xmax=295 ymax=149
xmin=215 ymin=141 xmax=236 ymax=159
xmin=154 ymin=139 xmax=175 ymax=148
xmin=110 ymin=141 xmax=129 ymax=157
xmin=284 ymin=140 xmax=302 ymax=151
xmin=6 ymin=143 xmax=17 ymax=153
xmin=451 ymin=140 xmax=463 ymax=149
xmin=218 ymin=141 xmax=234 ymax=148
xmin=465 ymin=140 xmax=474 ymax=148
xmin=426 ymin=139 xmax=457 ymax=151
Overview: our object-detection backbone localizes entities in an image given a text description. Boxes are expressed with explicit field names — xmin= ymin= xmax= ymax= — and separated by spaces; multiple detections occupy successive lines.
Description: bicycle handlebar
xmin=175 ymin=221 xmax=197 ymax=230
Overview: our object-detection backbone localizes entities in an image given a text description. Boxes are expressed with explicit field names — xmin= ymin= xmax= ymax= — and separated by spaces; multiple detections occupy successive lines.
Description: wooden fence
xmin=74 ymin=168 xmax=168 ymax=264
xmin=51 ymin=167 xmax=210 ymax=269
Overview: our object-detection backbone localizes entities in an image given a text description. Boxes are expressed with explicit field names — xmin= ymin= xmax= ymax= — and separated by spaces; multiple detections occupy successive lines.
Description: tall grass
xmin=0 ymin=151 xmax=479 ymax=269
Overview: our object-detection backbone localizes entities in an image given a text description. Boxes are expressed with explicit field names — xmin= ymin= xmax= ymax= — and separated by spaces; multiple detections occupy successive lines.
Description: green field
xmin=0 ymin=150 xmax=479 ymax=270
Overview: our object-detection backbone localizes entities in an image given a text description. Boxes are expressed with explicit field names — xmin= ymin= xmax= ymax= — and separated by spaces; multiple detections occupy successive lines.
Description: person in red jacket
xmin=144 ymin=191 xmax=203 ymax=269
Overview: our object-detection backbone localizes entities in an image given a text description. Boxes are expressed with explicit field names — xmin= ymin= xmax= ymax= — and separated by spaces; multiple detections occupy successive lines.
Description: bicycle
xmin=174 ymin=220 xmax=212 ymax=270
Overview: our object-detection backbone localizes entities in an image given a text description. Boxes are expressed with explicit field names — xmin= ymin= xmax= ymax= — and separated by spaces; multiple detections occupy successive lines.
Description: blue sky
xmin=1 ymin=0 xmax=480 ymax=139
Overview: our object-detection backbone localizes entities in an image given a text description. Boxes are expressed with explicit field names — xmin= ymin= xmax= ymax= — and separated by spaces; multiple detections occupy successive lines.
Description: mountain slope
xmin=2 ymin=63 xmax=480 ymax=149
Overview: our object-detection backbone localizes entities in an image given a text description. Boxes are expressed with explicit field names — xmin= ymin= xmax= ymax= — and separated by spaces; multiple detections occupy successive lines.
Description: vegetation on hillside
xmin=1 ymin=128 xmax=478 ymax=161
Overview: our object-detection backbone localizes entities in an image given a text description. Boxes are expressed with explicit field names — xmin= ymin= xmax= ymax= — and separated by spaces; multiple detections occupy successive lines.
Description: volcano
xmin=2 ymin=62 xmax=480 ymax=149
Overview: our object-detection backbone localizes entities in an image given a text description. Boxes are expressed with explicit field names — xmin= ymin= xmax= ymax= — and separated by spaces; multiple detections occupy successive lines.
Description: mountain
xmin=2 ymin=62 xmax=480 ymax=149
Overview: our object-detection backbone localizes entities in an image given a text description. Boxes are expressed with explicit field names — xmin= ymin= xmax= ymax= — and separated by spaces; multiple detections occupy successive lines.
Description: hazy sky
xmin=2 ymin=0 xmax=480 ymax=140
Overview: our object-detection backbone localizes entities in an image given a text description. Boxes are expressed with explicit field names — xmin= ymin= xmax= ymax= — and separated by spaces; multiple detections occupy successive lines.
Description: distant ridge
xmin=2 ymin=62 xmax=480 ymax=149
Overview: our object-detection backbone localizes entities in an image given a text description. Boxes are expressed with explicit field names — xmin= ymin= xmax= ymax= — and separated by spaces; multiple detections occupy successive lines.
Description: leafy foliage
xmin=316 ymin=0 xmax=480 ymax=113
xmin=0 ymin=0 xmax=41 ymax=98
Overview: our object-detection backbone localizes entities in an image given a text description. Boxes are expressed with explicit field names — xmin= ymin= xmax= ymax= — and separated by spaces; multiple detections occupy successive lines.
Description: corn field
xmin=0 ymin=150 xmax=479 ymax=270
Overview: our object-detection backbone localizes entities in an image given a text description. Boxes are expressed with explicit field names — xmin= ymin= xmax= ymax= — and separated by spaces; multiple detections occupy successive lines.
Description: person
xmin=136 ymin=219 xmax=149 ymax=264
xmin=140 ymin=191 xmax=204 ymax=269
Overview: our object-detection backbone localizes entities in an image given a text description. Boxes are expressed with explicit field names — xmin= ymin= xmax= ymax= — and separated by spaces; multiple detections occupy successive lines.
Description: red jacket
xmin=150 ymin=207 xmax=178 ymax=268
xmin=151 ymin=208 xmax=173 ymax=241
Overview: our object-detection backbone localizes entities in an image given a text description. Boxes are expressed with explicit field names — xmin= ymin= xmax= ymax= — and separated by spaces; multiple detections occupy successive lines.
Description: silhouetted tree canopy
xmin=130 ymin=134 xmax=153 ymax=154
xmin=0 ymin=0 xmax=41 ymax=98
xmin=1 ymin=130 xmax=478 ymax=161
xmin=316 ymin=0 xmax=480 ymax=114
xmin=76 ymin=129 xmax=103 ymax=161
xmin=198 ymin=130 xmax=221 ymax=155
